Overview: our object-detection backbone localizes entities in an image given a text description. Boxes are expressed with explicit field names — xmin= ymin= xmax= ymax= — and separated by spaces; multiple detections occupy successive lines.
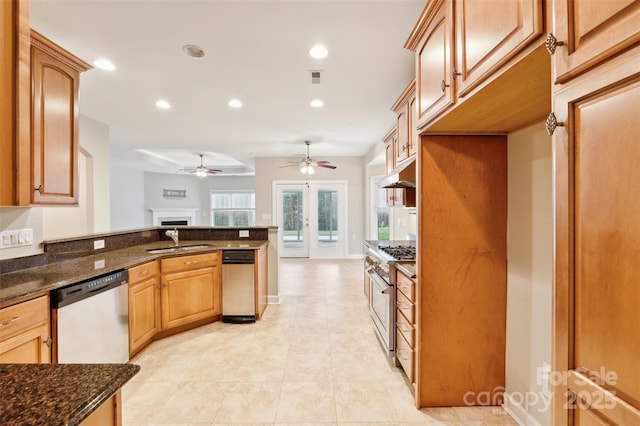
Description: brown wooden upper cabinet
xmin=391 ymin=78 xmax=416 ymax=165
xmin=31 ymin=30 xmax=91 ymax=205
xmin=0 ymin=1 xmax=30 ymax=206
xmin=549 ymin=0 xmax=640 ymax=84
xmin=409 ymin=0 xmax=455 ymax=129
xmin=405 ymin=0 xmax=544 ymax=131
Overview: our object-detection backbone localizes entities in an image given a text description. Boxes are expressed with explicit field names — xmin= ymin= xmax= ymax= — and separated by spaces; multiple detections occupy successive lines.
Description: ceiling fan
xmin=179 ymin=154 xmax=222 ymax=177
xmin=281 ymin=141 xmax=337 ymax=175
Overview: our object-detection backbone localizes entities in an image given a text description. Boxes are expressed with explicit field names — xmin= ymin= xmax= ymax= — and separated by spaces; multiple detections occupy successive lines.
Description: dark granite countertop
xmin=0 ymin=363 xmax=139 ymax=426
xmin=0 ymin=240 xmax=268 ymax=307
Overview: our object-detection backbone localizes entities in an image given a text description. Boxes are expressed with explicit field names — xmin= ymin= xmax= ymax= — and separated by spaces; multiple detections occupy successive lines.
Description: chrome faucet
xmin=165 ymin=228 xmax=179 ymax=246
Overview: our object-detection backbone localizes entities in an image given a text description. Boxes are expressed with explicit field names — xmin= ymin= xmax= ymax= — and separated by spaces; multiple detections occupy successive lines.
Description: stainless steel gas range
xmin=364 ymin=240 xmax=416 ymax=363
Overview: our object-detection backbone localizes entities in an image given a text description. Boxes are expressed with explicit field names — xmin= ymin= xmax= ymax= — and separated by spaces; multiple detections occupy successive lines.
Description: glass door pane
xmin=316 ymin=189 xmax=339 ymax=249
xmin=283 ymin=189 xmax=304 ymax=249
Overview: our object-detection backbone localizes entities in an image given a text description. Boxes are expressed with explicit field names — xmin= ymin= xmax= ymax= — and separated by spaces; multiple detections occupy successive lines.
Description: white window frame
xmin=210 ymin=190 xmax=256 ymax=227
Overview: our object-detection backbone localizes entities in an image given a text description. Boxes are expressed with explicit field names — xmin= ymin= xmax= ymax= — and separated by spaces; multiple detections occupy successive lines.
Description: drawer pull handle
xmin=185 ymin=261 xmax=199 ymax=265
xmin=545 ymin=33 xmax=565 ymax=55
xmin=1 ymin=316 xmax=20 ymax=326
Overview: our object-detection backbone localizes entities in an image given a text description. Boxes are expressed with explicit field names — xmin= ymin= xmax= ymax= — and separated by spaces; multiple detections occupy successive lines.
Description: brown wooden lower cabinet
xmin=417 ymin=134 xmax=507 ymax=407
xmin=0 ymin=294 xmax=51 ymax=363
xmin=80 ymin=390 xmax=122 ymax=426
xmin=128 ymin=261 xmax=161 ymax=358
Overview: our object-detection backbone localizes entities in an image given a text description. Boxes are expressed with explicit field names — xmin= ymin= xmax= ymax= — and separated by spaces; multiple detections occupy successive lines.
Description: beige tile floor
xmin=123 ymin=258 xmax=518 ymax=425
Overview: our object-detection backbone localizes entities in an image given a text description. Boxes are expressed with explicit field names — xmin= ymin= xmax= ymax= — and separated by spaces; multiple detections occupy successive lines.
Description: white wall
xmin=0 ymin=115 xmax=110 ymax=259
xmin=254 ymin=156 xmax=365 ymax=256
xmin=504 ymin=123 xmax=552 ymax=425
xmin=41 ymin=116 xmax=110 ymax=239
xmin=137 ymin=172 xmax=256 ymax=227
xmin=110 ymin=165 xmax=145 ymax=231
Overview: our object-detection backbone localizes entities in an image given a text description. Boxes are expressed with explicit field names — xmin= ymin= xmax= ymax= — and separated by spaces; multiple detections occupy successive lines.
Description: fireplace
xmin=150 ymin=209 xmax=198 ymax=226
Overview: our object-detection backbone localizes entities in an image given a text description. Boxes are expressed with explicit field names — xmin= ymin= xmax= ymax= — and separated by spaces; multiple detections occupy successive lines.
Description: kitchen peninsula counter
xmin=0 ymin=363 xmax=139 ymax=426
xmin=0 ymin=239 xmax=269 ymax=307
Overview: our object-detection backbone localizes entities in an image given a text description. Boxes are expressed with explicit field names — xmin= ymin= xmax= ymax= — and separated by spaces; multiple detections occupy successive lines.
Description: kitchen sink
xmin=146 ymin=244 xmax=216 ymax=254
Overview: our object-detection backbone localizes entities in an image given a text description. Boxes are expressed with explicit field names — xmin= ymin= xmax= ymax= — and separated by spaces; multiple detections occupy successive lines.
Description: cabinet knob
xmin=45 ymin=336 xmax=52 ymax=347
xmin=34 ymin=185 xmax=43 ymax=194
xmin=545 ymin=33 xmax=565 ymax=55
xmin=440 ymin=80 xmax=450 ymax=92
xmin=451 ymin=69 xmax=462 ymax=81
xmin=545 ymin=112 xmax=565 ymax=135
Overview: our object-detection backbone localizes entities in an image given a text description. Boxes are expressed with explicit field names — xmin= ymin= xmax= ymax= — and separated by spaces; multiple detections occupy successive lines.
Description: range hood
xmin=379 ymin=159 xmax=416 ymax=188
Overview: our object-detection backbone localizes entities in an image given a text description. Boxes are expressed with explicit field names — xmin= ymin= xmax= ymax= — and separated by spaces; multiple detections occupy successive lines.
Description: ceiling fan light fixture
xmin=195 ymin=168 xmax=207 ymax=178
xmin=300 ymin=165 xmax=314 ymax=175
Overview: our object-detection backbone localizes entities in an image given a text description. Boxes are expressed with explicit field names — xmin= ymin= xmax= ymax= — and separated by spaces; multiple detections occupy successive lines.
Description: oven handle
xmin=367 ymin=268 xmax=393 ymax=294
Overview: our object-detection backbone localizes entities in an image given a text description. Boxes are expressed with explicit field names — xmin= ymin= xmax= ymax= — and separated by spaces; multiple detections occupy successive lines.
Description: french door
xmin=275 ymin=181 xmax=346 ymax=258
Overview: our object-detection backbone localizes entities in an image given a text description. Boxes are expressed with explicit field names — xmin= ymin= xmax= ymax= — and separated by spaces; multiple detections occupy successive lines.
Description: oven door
xmin=367 ymin=267 xmax=395 ymax=358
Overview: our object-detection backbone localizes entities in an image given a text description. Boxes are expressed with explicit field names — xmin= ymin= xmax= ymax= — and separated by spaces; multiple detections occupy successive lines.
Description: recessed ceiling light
xmin=310 ymin=99 xmax=324 ymax=108
xmin=155 ymin=100 xmax=171 ymax=109
xmin=228 ymin=99 xmax=242 ymax=108
xmin=183 ymin=44 xmax=206 ymax=58
xmin=93 ymin=58 xmax=115 ymax=71
xmin=309 ymin=44 xmax=328 ymax=59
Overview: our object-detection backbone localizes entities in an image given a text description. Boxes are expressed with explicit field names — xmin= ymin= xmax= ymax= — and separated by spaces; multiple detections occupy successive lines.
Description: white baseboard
xmin=502 ymin=392 xmax=544 ymax=426
xmin=346 ymin=254 xmax=365 ymax=260
xmin=268 ymin=295 xmax=281 ymax=304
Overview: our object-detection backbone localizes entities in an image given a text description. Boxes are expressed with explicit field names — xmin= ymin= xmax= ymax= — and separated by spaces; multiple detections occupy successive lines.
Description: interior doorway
xmin=274 ymin=181 xmax=346 ymax=259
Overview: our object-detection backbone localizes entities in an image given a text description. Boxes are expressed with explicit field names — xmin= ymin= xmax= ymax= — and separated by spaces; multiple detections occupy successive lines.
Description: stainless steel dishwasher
xmin=221 ymin=250 xmax=256 ymax=323
xmin=51 ymin=269 xmax=129 ymax=363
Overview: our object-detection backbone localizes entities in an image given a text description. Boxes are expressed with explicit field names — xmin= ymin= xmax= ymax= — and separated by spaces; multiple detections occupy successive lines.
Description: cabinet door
xmin=552 ymin=48 xmax=640 ymax=426
xmin=128 ymin=275 xmax=160 ymax=356
xmin=395 ymin=104 xmax=409 ymax=164
xmin=385 ymin=134 xmax=396 ymax=174
xmin=31 ymin=46 xmax=80 ymax=205
xmin=455 ymin=0 xmax=543 ymax=96
xmin=408 ymin=94 xmax=418 ymax=156
xmin=161 ymin=266 xmax=219 ymax=330
xmin=416 ymin=0 xmax=454 ymax=129
xmin=0 ymin=323 xmax=51 ymax=363
xmin=551 ymin=0 xmax=640 ymax=84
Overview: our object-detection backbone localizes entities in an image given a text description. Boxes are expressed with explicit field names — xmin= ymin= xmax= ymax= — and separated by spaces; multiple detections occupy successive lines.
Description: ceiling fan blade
xmin=316 ymin=163 xmax=337 ymax=169
xmin=279 ymin=164 xmax=300 ymax=168
xmin=203 ymin=168 xmax=222 ymax=173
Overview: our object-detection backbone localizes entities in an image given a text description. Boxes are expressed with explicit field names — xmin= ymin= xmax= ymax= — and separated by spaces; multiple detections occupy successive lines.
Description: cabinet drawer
xmin=396 ymin=271 xmax=415 ymax=302
xmin=160 ymin=252 xmax=218 ymax=274
xmin=396 ymin=289 xmax=415 ymax=324
xmin=128 ymin=261 xmax=158 ymax=285
xmin=396 ymin=328 xmax=415 ymax=383
xmin=396 ymin=308 xmax=415 ymax=348
xmin=0 ymin=295 xmax=49 ymax=341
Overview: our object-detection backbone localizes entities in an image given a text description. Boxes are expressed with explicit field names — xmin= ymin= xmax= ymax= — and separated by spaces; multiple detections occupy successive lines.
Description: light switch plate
xmin=94 ymin=239 xmax=105 ymax=250
xmin=239 ymin=230 xmax=250 ymax=238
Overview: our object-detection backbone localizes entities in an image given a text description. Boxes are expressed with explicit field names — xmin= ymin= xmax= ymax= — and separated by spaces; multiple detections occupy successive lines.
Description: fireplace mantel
xmin=150 ymin=208 xmax=198 ymax=226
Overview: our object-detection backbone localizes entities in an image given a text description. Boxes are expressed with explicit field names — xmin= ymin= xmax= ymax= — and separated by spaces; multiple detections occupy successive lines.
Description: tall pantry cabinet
xmin=549 ymin=1 xmax=640 ymax=425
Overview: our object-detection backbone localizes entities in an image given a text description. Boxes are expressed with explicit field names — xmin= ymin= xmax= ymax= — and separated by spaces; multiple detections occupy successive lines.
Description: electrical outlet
xmin=239 ymin=230 xmax=250 ymax=238
xmin=93 ymin=239 xmax=105 ymax=250
xmin=0 ymin=229 xmax=34 ymax=249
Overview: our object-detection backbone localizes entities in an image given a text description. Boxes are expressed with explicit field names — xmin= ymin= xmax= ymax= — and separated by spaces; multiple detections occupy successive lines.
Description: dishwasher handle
xmin=222 ymin=250 xmax=255 ymax=264
xmin=52 ymin=270 xmax=128 ymax=309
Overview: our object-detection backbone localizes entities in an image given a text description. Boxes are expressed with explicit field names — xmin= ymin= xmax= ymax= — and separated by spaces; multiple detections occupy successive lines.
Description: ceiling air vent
xmin=310 ymin=70 xmax=321 ymax=84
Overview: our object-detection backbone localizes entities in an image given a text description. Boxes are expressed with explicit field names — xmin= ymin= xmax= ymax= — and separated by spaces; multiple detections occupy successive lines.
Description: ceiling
xmin=29 ymin=0 xmax=424 ymax=176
